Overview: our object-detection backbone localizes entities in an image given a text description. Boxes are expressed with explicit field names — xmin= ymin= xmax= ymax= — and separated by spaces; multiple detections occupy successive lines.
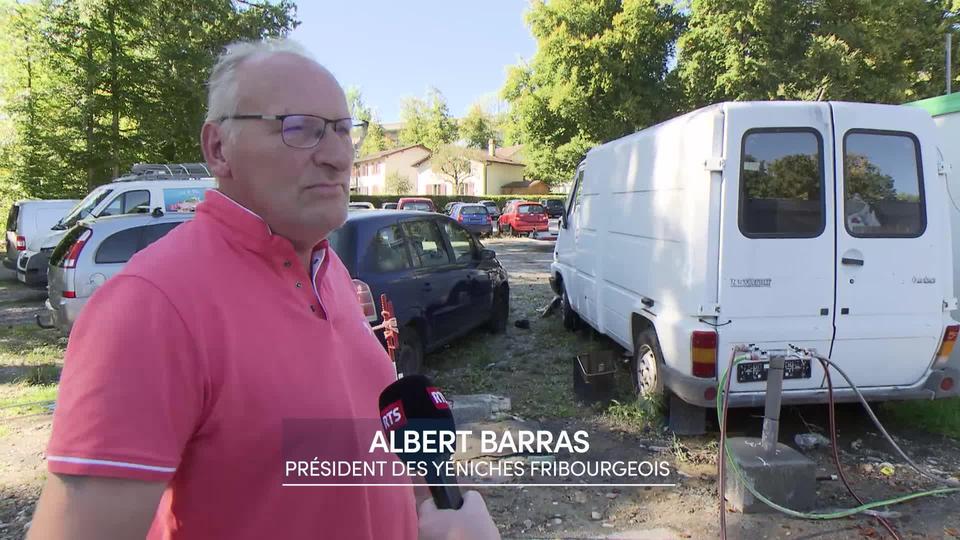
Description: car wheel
xmin=396 ymin=326 xmax=424 ymax=376
xmin=487 ymin=287 xmax=509 ymax=334
xmin=561 ymin=285 xmax=580 ymax=331
xmin=631 ymin=328 xmax=664 ymax=399
xmin=502 ymin=223 xmax=512 ymax=236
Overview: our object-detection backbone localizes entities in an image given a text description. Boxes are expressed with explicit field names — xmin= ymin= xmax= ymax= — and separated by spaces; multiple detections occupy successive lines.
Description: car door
xmin=400 ymin=219 xmax=461 ymax=345
xmin=718 ymin=103 xmax=835 ymax=393
xmin=830 ymin=103 xmax=948 ymax=387
xmin=441 ymin=219 xmax=492 ymax=331
xmin=360 ymin=222 xmax=419 ymax=330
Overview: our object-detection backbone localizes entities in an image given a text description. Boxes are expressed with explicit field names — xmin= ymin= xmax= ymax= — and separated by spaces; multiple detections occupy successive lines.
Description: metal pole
xmin=760 ymin=356 xmax=785 ymax=455
xmin=948 ymin=34 xmax=953 ymax=95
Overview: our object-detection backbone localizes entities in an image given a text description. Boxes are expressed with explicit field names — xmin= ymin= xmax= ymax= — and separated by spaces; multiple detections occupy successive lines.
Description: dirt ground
xmin=0 ymin=239 xmax=959 ymax=539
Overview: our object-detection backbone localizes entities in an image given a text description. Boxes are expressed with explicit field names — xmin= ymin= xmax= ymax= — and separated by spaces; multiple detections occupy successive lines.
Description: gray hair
xmin=204 ymin=38 xmax=317 ymax=125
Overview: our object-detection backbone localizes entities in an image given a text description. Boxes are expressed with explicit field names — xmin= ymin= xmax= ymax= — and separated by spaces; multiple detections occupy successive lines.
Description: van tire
xmin=396 ymin=326 xmax=424 ymax=376
xmin=631 ymin=328 xmax=664 ymax=399
xmin=561 ymin=286 xmax=580 ymax=331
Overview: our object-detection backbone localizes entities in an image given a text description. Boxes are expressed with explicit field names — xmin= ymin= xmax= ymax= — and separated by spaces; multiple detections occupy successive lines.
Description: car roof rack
xmin=111 ymin=163 xmax=212 ymax=182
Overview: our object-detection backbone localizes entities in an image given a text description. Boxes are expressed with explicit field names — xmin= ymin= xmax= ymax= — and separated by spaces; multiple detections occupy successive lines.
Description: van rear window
xmin=739 ymin=129 xmax=824 ymax=238
xmin=843 ymin=131 xmax=925 ymax=237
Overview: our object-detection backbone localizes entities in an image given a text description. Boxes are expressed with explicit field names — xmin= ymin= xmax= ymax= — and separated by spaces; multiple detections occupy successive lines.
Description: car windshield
xmin=518 ymin=204 xmax=545 ymax=214
xmin=55 ymin=189 xmax=113 ymax=229
xmin=544 ymin=200 xmax=563 ymax=208
xmin=406 ymin=202 xmax=432 ymax=212
xmin=461 ymin=206 xmax=487 ymax=215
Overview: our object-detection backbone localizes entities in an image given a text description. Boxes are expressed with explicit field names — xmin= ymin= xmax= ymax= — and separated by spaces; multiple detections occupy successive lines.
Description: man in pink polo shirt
xmin=28 ymin=39 xmax=499 ymax=540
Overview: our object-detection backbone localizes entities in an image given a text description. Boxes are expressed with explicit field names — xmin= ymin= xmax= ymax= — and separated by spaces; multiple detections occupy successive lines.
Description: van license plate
xmin=736 ymin=358 xmax=811 ymax=383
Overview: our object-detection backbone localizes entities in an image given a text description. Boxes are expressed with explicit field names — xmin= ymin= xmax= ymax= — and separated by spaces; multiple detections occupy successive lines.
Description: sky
xmin=289 ymin=1 xmax=537 ymax=124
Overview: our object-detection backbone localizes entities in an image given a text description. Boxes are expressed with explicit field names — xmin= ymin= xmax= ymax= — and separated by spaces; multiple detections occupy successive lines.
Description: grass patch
xmin=883 ymin=398 xmax=960 ymax=439
xmin=601 ymin=398 xmax=663 ymax=432
xmin=0 ymin=324 xmax=67 ymax=367
xmin=0 ymin=382 xmax=58 ymax=420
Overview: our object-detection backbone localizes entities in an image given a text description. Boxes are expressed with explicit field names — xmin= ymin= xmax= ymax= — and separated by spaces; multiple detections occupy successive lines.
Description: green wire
xmin=716 ymin=355 xmax=960 ymax=520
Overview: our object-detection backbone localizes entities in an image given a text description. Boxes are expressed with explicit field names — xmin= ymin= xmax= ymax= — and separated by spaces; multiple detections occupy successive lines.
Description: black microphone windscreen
xmin=378 ymin=374 xmax=455 ymax=432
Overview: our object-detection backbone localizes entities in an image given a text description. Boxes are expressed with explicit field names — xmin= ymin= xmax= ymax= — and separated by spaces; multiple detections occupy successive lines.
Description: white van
xmin=16 ymin=165 xmax=215 ymax=286
xmin=551 ymin=101 xmax=959 ymax=433
xmin=4 ymin=200 xmax=79 ymax=270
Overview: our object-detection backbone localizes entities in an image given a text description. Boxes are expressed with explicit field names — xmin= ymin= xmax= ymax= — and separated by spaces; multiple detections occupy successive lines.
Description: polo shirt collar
xmin=197 ymin=189 xmax=330 ymax=255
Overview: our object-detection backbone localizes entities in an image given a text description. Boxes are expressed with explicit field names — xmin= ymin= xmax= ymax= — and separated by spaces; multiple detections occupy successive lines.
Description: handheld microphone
xmin=378 ymin=374 xmax=464 ymax=510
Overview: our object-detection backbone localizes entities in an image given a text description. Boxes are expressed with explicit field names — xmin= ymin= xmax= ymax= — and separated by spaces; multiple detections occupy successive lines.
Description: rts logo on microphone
xmin=380 ymin=400 xmax=407 ymax=431
xmin=427 ymin=387 xmax=450 ymax=410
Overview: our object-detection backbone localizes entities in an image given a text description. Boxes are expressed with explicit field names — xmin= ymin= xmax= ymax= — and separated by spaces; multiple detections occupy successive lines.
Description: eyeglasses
xmin=219 ymin=114 xmax=358 ymax=149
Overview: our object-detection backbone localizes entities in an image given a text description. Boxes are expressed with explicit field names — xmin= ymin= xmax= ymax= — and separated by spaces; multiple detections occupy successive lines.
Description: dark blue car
xmin=327 ymin=210 xmax=510 ymax=375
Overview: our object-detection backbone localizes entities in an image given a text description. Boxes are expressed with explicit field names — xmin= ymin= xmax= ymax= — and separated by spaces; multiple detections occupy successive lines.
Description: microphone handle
xmin=428 ymin=479 xmax=463 ymax=510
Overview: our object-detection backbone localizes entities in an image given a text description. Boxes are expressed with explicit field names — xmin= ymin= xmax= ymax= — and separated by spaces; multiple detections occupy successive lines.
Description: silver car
xmin=42 ymin=212 xmax=194 ymax=332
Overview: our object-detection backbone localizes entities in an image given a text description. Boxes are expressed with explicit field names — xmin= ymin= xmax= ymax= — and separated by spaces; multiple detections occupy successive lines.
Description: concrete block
xmin=449 ymin=394 xmax=511 ymax=425
xmin=724 ymin=437 xmax=816 ymax=513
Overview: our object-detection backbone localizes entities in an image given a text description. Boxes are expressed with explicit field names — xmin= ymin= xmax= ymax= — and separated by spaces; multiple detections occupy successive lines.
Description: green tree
xmin=385 ymin=170 xmax=413 ymax=194
xmin=459 ymin=104 xmax=500 ymax=149
xmin=0 ymin=0 xmax=298 ymax=200
xmin=676 ymin=0 xmax=957 ymax=107
xmin=398 ymin=87 xmax=458 ymax=151
xmin=502 ymin=0 xmax=685 ymax=184
xmin=359 ymin=119 xmax=390 ymax=157
xmin=431 ymin=146 xmax=473 ymax=195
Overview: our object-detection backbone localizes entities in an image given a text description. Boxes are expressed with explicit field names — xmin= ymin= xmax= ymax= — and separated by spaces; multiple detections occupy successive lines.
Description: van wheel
xmin=561 ymin=286 xmax=580 ymax=331
xmin=631 ymin=328 xmax=664 ymax=399
xmin=396 ymin=327 xmax=423 ymax=376
xmin=487 ymin=287 xmax=509 ymax=333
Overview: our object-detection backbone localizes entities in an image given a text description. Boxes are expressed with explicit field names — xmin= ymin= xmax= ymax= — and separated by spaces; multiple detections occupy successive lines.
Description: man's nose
xmin=310 ymin=128 xmax=354 ymax=171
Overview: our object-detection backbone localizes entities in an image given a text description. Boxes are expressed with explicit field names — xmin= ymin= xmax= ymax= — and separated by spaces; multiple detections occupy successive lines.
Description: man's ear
xmin=201 ymin=122 xmax=231 ymax=179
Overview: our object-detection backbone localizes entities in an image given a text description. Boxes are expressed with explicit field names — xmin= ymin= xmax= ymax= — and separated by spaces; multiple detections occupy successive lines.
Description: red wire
xmin=819 ymin=357 xmax=900 ymax=540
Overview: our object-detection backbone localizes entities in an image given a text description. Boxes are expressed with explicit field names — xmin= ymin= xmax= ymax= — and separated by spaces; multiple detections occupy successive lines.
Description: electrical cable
xmin=819 ymin=356 xmax=899 ymax=539
xmin=717 ymin=350 xmax=960 ymax=538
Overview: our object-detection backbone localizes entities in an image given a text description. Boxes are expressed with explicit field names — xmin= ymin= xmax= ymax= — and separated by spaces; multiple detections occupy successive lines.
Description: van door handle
xmin=841 ymin=257 xmax=864 ymax=266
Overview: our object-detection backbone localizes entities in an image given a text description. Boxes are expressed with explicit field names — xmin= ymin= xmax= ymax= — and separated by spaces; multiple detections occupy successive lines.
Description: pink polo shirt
xmin=46 ymin=190 xmax=417 ymax=539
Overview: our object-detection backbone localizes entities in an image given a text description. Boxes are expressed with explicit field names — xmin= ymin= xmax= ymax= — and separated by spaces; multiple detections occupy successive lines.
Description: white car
xmin=552 ymin=101 xmax=958 ymax=433
xmin=4 ymin=199 xmax=78 ymax=271
xmin=348 ymin=201 xmax=375 ymax=211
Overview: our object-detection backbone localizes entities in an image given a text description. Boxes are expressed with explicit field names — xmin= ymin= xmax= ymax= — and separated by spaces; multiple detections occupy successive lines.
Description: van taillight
xmin=64 ymin=229 xmax=92 ymax=269
xmin=457 ymin=215 xmax=463 ymax=223
xmin=15 ymin=235 xmax=25 ymax=250
xmin=62 ymin=291 xmax=76 ymax=299
xmin=935 ymin=325 xmax=959 ymax=366
xmin=353 ymin=279 xmax=378 ymax=322
xmin=691 ymin=330 xmax=718 ymax=378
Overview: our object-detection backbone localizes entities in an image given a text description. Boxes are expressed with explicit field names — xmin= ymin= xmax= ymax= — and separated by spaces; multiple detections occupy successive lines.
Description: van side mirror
xmin=480 ymin=248 xmax=496 ymax=261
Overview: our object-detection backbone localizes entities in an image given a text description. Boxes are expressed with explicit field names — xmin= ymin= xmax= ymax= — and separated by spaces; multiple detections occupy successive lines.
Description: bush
xmin=350 ymin=193 xmax=568 ymax=210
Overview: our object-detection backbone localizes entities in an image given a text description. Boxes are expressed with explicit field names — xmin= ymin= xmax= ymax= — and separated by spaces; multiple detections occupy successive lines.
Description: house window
xmin=430 ymin=184 xmax=443 ymax=196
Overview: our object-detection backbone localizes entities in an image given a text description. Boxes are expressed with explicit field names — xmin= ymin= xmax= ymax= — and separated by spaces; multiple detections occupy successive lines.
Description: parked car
xmin=17 ymin=166 xmax=214 ymax=287
xmin=43 ymin=212 xmax=195 ymax=332
xmin=327 ymin=210 xmax=509 ymax=375
xmin=4 ymin=199 xmax=78 ymax=270
xmin=397 ymin=197 xmax=437 ymax=213
xmin=381 ymin=202 xmax=399 ymax=210
xmin=450 ymin=203 xmax=493 ymax=237
xmin=540 ymin=198 xmax=565 ymax=218
xmin=478 ymin=200 xmax=501 ymax=218
xmin=349 ymin=201 xmax=375 ymax=211
xmin=552 ymin=100 xmax=958 ymax=434
xmin=499 ymin=201 xmax=549 ymax=237
xmin=443 ymin=201 xmax=465 ymax=215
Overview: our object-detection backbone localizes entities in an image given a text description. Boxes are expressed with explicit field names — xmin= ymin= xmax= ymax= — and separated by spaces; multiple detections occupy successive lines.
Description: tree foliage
xmin=385 ymin=170 xmax=413 ymax=195
xmin=431 ymin=146 xmax=473 ymax=195
xmin=398 ymin=87 xmax=458 ymax=151
xmin=0 ymin=0 xmax=298 ymax=200
xmin=459 ymin=104 xmax=500 ymax=149
xmin=501 ymin=0 xmax=686 ymax=183
xmin=359 ymin=120 xmax=390 ymax=157
xmin=676 ymin=0 xmax=958 ymax=107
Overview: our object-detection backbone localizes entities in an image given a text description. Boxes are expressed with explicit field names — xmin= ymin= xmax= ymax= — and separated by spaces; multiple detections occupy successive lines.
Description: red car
xmin=498 ymin=201 xmax=548 ymax=236
xmin=396 ymin=197 xmax=436 ymax=212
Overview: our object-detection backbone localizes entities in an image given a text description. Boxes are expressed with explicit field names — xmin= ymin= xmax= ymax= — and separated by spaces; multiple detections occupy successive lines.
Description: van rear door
xmin=830 ymin=103 xmax=948 ymax=387
xmin=718 ymin=102 xmax=835 ymax=392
